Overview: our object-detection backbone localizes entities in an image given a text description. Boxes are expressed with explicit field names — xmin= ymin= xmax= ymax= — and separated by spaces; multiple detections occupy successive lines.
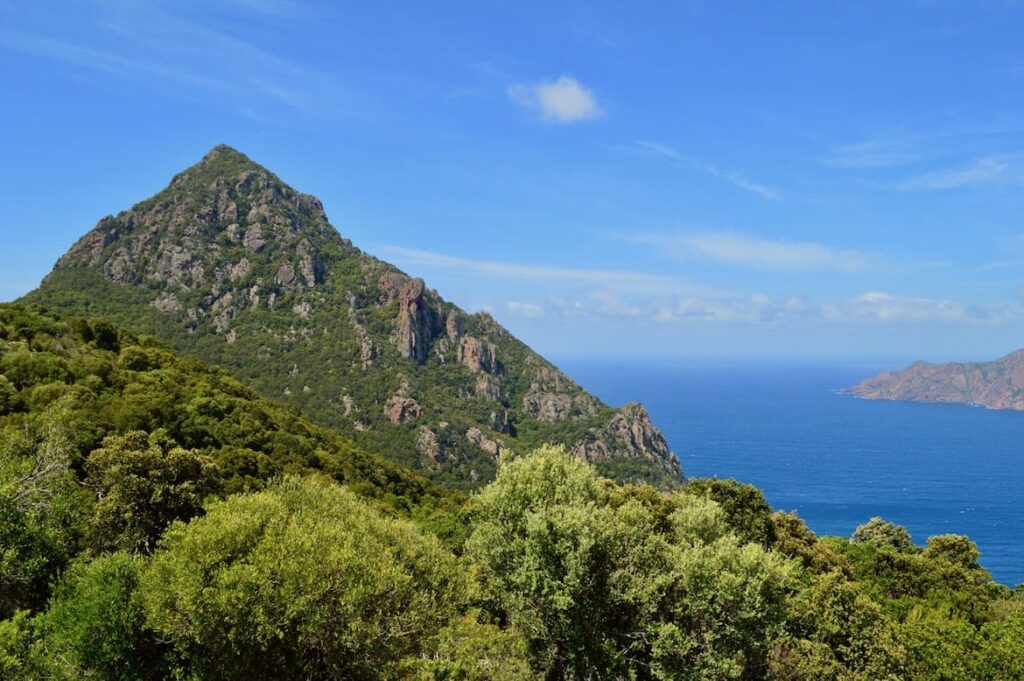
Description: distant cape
xmin=848 ymin=349 xmax=1024 ymax=410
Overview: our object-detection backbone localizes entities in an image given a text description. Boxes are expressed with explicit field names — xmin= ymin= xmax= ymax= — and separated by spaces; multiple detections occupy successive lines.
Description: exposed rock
xmin=275 ymin=262 xmax=297 ymax=288
xmin=395 ymin=278 xmax=438 ymax=363
xmin=151 ymin=293 xmax=182 ymax=314
xmin=341 ymin=394 xmax=355 ymax=417
xmin=417 ymin=426 xmax=445 ymax=464
xmin=229 ymin=258 xmax=251 ymax=281
xmin=377 ymin=272 xmax=408 ymax=303
xmin=849 ymin=349 xmax=1024 ymax=410
xmin=243 ymin=223 xmax=266 ymax=252
xmin=446 ymin=312 xmax=462 ymax=341
xmin=466 ymin=427 xmax=502 ymax=457
xmin=292 ymin=301 xmax=312 ymax=319
xmin=491 ymin=409 xmax=511 ymax=434
xmin=348 ymin=310 xmax=377 ymax=370
xmin=384 ymin=395 xmax=422 ymax=424
xmin=522 ymin=366 xmax=600 ymax=421
xmin=458 ymin=336 xmax=499 ymax=374
xmin=475 ymin=375 xmax=502 ymax=400
xmin=226 ymin=329 xmax=237 ymax=344
xmin=572 ymin=403 xmax=680 ymax=477
xmin=296 ymin=238 xmax=319 ymax=287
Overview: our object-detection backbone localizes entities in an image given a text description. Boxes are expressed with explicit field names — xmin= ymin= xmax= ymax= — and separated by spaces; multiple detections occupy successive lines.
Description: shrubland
xmin=1 ymin=304 xmax=1021 ymax=679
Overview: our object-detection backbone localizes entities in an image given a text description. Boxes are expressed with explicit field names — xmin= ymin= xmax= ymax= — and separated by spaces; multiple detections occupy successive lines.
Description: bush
xmin=140 ymin=476 xmax=463 ymax=679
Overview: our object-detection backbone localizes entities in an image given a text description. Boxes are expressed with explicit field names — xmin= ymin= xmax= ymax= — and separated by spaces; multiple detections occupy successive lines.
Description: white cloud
xmin=588 ymin=290 xmax=644 ymax=317
xmin=630 ymin=232 xmax=870 ymax=273
xmin=823 ymin=291 xmax=1017 ymax=324
xmin=636 ymin=141 xmax=780 ymax=201
xmin=506 ymin=301 xmax=544 ymax=318
xmin=508 ymin=75 xmax=602 ymax=123
xmin=894 ymin=157 xmax=1013 ymax=191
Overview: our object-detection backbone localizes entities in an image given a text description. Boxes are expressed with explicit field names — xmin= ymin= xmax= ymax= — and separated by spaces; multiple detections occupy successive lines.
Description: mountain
xmin=26 ymin=145 xmax=681 ymax=488
xmin=849 ymin=349 xmax=1024 ymax=410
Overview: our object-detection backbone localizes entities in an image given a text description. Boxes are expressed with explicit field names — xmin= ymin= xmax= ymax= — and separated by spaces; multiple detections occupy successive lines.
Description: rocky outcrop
xmin=522 ymin=366 xmax=600 ymax=421
xmin=384 ymin=395 xmax=422 ymax=424
xmin=458 ymin=336 xmax=499 ymax=374
xmin=466 ymin=427 xmax=502 ymax=457
xmin=475 ymin=374 xmax=502 ymax=400
xmin=573 ymin=403 xmax=680 ymax=476
xmin=417 ymin=426 xmax=446 ymax=464
xmin=395 ymin=278 xmax=438 ymax=363
xmin=849 ymin=349 xmax=1024 ymax=410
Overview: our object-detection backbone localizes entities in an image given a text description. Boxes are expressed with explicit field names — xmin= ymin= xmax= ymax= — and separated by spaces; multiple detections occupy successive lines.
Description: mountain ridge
xmin=26 ymin=145 xmax=682 ymax=487
xmin=849 ymin=348 xmax=1024 ymax=411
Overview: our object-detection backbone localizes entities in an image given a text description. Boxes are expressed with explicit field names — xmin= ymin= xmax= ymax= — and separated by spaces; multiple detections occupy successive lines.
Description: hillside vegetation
xmin=1 ymin=305 xmax=1021 ymax=679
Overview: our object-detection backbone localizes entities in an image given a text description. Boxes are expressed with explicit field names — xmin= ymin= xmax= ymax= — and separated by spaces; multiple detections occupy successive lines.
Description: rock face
xmin=28 ymin=145 xmax=683 ymax=488
xmin=573 ymin=403 xmax=681 ymax=479
xmin=458 ymin=336 xmax=499 ymax=374
xmin=396 ymin=278 xmax=440 ymax=363
xmin=384 ymin=396 xmax=422 ymax=424
xmin=523 ymin=366 xmax=601 ymax=421
xmin=849 ymin=350 xmax=1024 ymax=411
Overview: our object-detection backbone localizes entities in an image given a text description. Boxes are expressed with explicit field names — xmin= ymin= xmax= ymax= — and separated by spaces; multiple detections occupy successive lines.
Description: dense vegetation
xmin=1 ymin=304 xmax=1022 ymax=679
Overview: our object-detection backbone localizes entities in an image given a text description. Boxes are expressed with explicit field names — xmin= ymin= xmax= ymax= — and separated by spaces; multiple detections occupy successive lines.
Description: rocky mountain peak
xmin=30 ymin=146 xmax=684 ymax=489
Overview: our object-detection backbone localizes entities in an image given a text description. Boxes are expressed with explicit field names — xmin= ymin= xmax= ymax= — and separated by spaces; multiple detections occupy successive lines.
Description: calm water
xmin=560 ymin=360 xmax=1024 ymax=586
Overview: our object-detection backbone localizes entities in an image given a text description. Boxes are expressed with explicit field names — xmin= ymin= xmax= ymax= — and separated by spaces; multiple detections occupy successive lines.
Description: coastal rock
xmin=572 ymin=402 xmax=681 ymax=477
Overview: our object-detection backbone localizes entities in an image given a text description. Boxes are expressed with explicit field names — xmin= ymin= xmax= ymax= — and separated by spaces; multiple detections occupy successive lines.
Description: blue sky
xmin=3 ymin=1 xmax=1024 ymax=361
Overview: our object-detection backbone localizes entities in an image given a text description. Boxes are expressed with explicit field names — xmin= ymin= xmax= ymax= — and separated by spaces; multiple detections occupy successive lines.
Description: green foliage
xmin=684 ymin=477 xmax=777 ymax=547
xmin=851 ymin=516 xmax=913 ymax=549
xmin=405 ymin=614 xmax=533 ymax=680
xmin=778 ymin=571 xmax=911 ymax=679
xmin=33 ymin=552 xmax=168 ymax=680
xmin=84 ymin=430 xmax=219 ymax=553
xmin=771 ymin=511 xmax=849 ymax=576
xmin=1 ymin=305 xmax=1021 ymax=679
xmin=140 ymin=476 xmax=463 ymax=679
xmin=467 ymin=445 xmax=795 ymax=679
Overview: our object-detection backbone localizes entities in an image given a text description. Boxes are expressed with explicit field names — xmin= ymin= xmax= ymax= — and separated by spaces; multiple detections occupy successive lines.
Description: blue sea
xmin=559 ymin=359 xmax=1024 ymax=586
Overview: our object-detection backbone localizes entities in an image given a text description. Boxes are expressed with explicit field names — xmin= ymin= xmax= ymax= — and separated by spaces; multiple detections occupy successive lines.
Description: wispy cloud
xmin=0 ymin=2 xmax=352 ymax=114
xmin=379 ymin=245 xmax=721 ymax=296
xmin=893 ymin=157 xmax=1017 ymax=191
xmin=505 ymin=289 xmax=1021 ymax=327
xmin=627 ymin=231 xmax=871 ymax=273
xmin=636 ymin=141 xmax=780 ymax=201
xmin=506 ymin=301 xmax=544 ymax=318
xmin=823 ymin=139 xmax=925 ymax=169
xmin=508 ymin=75 xmax=603 ymax=123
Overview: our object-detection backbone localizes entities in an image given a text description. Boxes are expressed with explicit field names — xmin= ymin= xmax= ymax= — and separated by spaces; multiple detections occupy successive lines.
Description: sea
xmin=558 ymin=359 xmax=1024 ymax=586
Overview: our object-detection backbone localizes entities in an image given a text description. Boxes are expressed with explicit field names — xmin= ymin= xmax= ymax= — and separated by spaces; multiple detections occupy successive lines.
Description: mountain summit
xmin=29 ymin=145 xmax=682 ymax=487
